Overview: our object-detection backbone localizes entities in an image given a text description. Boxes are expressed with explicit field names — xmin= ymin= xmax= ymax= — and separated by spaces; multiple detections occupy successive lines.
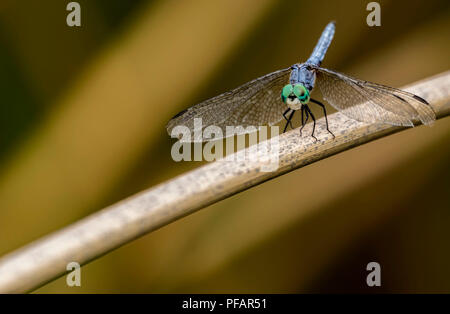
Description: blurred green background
xmin=0 ymin=0 xmax=449 ymax=293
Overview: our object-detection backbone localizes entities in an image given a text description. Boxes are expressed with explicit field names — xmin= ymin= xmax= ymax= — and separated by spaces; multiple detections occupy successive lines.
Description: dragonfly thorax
xmin=281 ymin=83 xmax=310 ymax=110
xmin=289 ymin=63 xmax=316 ymax=91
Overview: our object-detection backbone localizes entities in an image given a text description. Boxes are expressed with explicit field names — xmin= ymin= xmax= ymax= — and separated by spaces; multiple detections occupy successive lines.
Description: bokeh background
xmin=0 ymin=0 xmax=449 ymax=293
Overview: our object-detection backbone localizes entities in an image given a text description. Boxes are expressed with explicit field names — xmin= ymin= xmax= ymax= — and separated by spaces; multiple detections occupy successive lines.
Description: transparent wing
xmin=311 ymin=65 xmax=435 ymax=126
xmin=166 ymin=68 xmax=291 ymax=142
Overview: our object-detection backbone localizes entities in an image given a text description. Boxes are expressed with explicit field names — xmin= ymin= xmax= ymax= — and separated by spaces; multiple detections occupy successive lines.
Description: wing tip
xmin=419 ymin=113 xmax=436 ymax=126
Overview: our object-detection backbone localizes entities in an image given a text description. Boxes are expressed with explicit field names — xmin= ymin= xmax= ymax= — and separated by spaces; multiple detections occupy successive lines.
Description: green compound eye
xmin=293 ymin=84 xmax=310 ymax=104
xmin=281 ymin=84 xmax=293 ymax=98
xmin=281 ymin=84 xmax=294 ymax=103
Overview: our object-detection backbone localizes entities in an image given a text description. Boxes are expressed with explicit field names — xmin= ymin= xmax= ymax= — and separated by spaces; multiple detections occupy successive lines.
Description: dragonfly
xmin=166 ymin=21 xmax=435 ymax=142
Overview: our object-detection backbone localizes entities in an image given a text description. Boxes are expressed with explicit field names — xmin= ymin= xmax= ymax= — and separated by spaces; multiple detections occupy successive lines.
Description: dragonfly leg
xmin=299 ymin=106 xmax=309 ymax=136
xmin=282 ymin=109 xmax=294 ymax=132
xmin=310 ymin=98 xmax=335 ymax=138
xmin=299 ymin=107 xmax=304 ymax=136
xmin=283 ymin=110 xmax=295 ymax=133
xmin=305 ymin=106 xmax=318 ymax=142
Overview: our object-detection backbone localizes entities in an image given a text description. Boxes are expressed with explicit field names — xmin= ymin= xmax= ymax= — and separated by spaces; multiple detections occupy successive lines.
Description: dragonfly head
xmin=281 ymin=84 xmax=310 ymax=108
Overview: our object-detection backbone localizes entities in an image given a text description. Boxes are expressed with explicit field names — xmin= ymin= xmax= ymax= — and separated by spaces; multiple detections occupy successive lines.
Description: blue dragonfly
xmin=167 ymin=22 xmax=435 ymax=141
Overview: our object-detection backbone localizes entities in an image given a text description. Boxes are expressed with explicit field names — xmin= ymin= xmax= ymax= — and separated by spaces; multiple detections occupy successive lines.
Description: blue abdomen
xmin=306 ymin=21 xmax=335 ymax=66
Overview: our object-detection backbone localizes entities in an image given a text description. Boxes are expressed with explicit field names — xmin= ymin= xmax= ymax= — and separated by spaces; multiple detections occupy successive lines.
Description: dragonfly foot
xmin=328 ymin=129 xmax=335 ymax=139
